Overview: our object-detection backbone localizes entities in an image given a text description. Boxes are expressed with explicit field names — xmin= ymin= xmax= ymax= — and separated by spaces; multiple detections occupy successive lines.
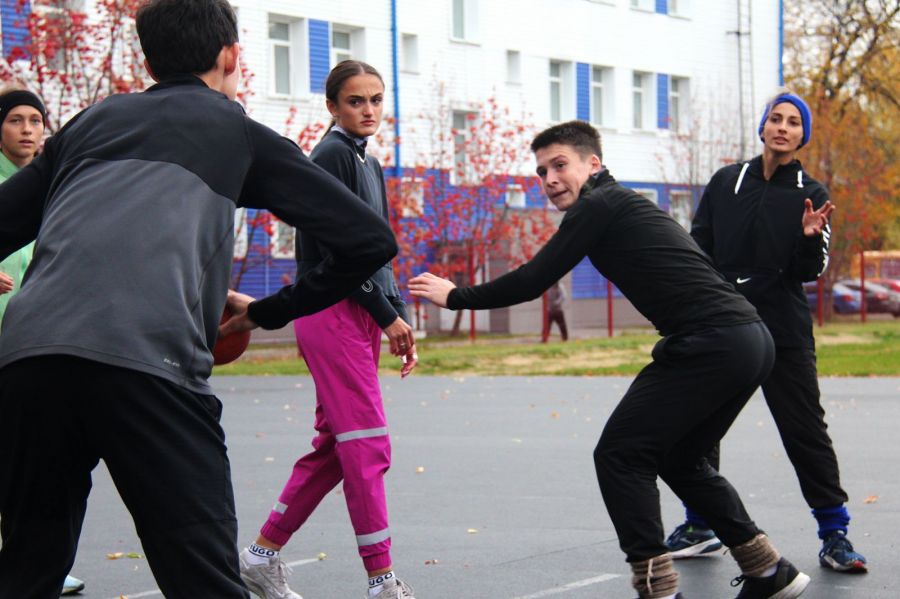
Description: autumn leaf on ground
xmin=863 ymin=495 xmax=879 ymax=504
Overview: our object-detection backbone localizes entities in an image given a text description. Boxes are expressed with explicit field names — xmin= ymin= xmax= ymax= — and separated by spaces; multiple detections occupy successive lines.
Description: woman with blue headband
xmin=664 ymin=91 xmax=869 ymax=578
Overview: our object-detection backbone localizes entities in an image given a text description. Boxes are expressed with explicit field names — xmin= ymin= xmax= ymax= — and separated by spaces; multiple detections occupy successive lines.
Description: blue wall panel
xmin=1 ymin=0 xmax=31 ymax=60
xmin=308 ymin=19 xmax=330 ymax=94
xmin=576 ymin=62 xmax=590 ymax=121
xmin=657 ymin=73 xmax=669 ymax=129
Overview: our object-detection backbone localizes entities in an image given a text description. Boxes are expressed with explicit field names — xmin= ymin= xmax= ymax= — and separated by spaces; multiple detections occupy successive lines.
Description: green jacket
xmin=0 ymin=152 xmax=34 ymax=330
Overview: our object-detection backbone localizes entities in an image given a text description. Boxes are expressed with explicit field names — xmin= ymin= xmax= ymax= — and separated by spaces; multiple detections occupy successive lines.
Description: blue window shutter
xmin=308 ymin=19 xmax=330 ymax=94
xmin=657 ymin=73 xmax=669 ymax=129
xmin=656 ymin=0 xmax=667 ymax=14
xmin=576 ymin=62 xmax=590 ymax=121
xmin=2 ymin=0 xmax=31 ymax=60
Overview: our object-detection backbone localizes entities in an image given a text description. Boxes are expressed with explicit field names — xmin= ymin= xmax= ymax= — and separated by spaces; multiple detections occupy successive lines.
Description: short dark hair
xmin=531 ymin=120 xmax=602 ymax=162
xmin=136 ymin=0 xmax=238 ymax=80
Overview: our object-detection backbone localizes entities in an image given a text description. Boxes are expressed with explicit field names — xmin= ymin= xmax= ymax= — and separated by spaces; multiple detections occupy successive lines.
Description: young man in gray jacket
xmin=0 ymin=1 xmax=397 ymax=597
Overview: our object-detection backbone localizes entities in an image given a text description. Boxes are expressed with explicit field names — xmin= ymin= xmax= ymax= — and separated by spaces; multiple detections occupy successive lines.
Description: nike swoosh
xmin=736 ymin=277 xmax=752 ymax=284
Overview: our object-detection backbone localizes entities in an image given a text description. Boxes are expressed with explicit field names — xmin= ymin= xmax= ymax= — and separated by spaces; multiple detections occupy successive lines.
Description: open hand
xmin=802 ymin=199 xmax=834 ymax=237
xmin=408 ymin=272 xmax=456 ymax=308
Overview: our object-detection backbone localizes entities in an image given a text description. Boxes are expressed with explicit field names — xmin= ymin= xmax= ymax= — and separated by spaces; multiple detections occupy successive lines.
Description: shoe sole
xmin=820 ymin=556 xmax=868 ymax=573
xmin=769 ymin=572 xmax=810 ymax=599
xmin=61 ymin=583 xmax=85 ymax=596
xmin=670 ymin=538 xmax=724 ymax=559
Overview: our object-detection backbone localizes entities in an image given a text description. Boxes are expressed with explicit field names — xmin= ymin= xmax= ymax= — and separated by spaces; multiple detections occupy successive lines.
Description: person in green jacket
xmin=0 ymin=89 xmax=46 ymax=330
xmin=0 ymin=88 xmax=85 ymax=597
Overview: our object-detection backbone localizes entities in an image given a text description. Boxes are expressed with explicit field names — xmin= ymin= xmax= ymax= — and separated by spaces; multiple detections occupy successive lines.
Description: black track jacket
xmin=691 ymin=156 xmax=830 ymax=349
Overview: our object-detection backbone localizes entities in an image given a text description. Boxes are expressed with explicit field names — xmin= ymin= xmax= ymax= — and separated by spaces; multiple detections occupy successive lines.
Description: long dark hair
xmin=322 ymin=60 xmax=384 ymax=139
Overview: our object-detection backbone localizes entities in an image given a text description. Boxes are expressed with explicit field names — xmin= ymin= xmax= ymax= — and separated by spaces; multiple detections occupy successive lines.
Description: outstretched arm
xmin=408 ymin=272 xmax=456 ymax=307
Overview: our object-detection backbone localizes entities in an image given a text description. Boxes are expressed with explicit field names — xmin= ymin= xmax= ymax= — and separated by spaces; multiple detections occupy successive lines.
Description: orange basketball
xmin=213 ymin=305 xmax=251 ymax=365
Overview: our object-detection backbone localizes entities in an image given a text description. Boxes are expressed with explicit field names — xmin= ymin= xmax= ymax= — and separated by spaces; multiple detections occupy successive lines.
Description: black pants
xmin=594 ymin=322 xmax=775 ymax=561
xmin=0 ymin=356 xmax=249 ymax=599
xmin=548 ymin=309 xmax=568 ymax=340
xmin=699 ymin=347 xmax=847 ymax=511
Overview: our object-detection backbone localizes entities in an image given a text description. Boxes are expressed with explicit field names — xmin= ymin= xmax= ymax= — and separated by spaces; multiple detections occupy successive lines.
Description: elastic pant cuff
xmin=630 ymin=552 xmax=679 ymax=599
xmin=731 ymin=533 xmax=780 ymax=577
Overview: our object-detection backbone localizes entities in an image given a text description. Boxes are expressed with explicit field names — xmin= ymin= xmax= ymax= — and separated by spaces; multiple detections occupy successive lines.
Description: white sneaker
xmin=61 ymin=574 xmax=85 ymax=595
xmin=370 ymin=577 xmax=415 ymax=599
xmin=239 ymin=547 xmax=303 ymax=599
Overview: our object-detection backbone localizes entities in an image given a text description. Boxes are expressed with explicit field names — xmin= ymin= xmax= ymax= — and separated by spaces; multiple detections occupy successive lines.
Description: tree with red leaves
xmin=0 ymin=0 xmax=147 ymax=132
xmin=387 ymin=84 xmax=556 ymax=336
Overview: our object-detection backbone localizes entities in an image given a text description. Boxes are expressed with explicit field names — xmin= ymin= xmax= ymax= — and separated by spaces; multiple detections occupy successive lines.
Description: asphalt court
xmin=65 ymin=375 xmax=899 ymax=598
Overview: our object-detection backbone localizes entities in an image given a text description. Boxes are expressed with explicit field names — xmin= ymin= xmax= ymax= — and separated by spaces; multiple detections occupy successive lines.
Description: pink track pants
xmin=260 ymin=299 xmax=392 ymax=572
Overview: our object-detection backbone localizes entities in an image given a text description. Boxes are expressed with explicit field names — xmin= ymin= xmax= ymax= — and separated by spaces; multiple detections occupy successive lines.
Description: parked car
xmin=869 ymin=278 xmax=900 ymax=294
xmin=804 ymin=281 xmax=862 ymax=314
xmin=837 ymin=279 xmax=900 ymax=316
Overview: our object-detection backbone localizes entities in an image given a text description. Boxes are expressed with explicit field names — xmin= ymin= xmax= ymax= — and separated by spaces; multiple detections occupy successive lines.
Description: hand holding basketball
xmin=213 ymin=290 xmax=258 ymax=365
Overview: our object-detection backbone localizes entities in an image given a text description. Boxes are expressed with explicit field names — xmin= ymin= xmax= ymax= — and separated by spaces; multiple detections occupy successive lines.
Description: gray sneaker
xmin=239 ymin=548 xmax=303 ymax=599
xmin=370 ymin=577 xmax=415 ymax=599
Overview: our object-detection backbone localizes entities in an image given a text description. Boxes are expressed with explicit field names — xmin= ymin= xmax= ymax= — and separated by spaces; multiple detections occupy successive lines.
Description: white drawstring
xmin=734 ymin=162 xmax=750 ymax=194
xmin=797 ymin=170 xmax=804 ymax=188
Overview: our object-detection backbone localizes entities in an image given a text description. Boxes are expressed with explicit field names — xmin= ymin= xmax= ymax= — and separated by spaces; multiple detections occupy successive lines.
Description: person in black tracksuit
xmin=0 ymin=2 xmax=397 ymax=598
xmin=665 ymin=92 xmax=868 ymax=573
xmin=410 ymin=121 xmax=810 ymax=599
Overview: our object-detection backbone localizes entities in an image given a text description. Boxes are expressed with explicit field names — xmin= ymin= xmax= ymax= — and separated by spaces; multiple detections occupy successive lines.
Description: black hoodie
xmin=691 ymin=155 xmax=830 ymax=348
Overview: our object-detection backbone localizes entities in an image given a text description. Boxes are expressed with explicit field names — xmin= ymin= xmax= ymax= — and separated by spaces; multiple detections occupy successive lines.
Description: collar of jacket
xmin=581 ymin=167 xmax=614 ymax=196
xmin=329 ymin=128 xmax=368 ymax=161
xmin=749 ymin=154 xmax=804 ymax=184
xmin=146 ymin=74 xmax=218 ymax=93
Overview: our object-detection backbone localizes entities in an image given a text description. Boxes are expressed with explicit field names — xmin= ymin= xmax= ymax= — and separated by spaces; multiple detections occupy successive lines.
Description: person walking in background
xmin=545 ymin=279 xmax=568 ymax=341
xmin=0 ymin=87 xmax=86 ymax=598
xmin=664 ymin=91 xmax=867 ymax=574
xmin=239 ymin=60 xmax=416 ymax=599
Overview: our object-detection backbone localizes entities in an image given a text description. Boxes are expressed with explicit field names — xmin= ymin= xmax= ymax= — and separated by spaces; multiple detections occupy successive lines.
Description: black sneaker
xmin=665 ymin=522 xmax=723 ymax=559
xmin=731 ymin=558 xmax=810 ymax=598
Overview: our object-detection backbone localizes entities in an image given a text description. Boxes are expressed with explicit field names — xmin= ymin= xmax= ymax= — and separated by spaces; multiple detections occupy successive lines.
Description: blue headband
xmin=757 ymin=93 xmax=811 ymax=149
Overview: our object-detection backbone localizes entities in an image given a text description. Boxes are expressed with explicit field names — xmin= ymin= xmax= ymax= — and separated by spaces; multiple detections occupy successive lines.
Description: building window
xmin=233 ymin=208 xmax=248 ymax=258
xmin=451 ymin=110 xmax=476 ymax=185
xmin=669 ymin=0 xmax=690 ymax=17
xmin=269 ymin=18 xmax=292 ymax=95
xmin=451 ymin=0 xmax=479 ymax=42
xmin=401 ymin=33 xmax=419 ymax=72
xmin=633 ymin=71 xmax=652 ymax=129
xmin=670 ymin=191 xmax=693 ymax=230
xmin=591 ymin=66 xmax=613 ymax=127
xmin=669 ymin=76 xmax=688 ymax=131
xmin=633 ymin=188 xmax=658 ymax=204
xmin=270 ymin=218 xmax=295 ymax=259
xmin=400 ymin=177 xmax=425 ymax=217
xmin=332 ymin=29 xmax=351 ymax=64
xmin=506 ymin=50 xmax=521 ymax=84
xmin=549 ymin=61 xmax=562 ymax=121
xmin=505 ymin=184 xmax=525 ymax=208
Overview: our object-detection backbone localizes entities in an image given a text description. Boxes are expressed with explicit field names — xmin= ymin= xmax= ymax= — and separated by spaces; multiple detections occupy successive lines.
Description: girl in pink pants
xmin=239 ymin=60 xmax=417 ymax=599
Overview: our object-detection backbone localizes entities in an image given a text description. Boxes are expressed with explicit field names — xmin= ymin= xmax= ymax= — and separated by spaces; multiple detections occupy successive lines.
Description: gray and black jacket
xmin=691 ymin=155 xmax=830 ymax=348
xmin=0 ymin=75 xmax=396 ymax=393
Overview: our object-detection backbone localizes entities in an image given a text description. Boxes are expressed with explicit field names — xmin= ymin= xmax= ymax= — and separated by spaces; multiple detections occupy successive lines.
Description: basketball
xmin=212 ymin=305 xmax=251 ymax=365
